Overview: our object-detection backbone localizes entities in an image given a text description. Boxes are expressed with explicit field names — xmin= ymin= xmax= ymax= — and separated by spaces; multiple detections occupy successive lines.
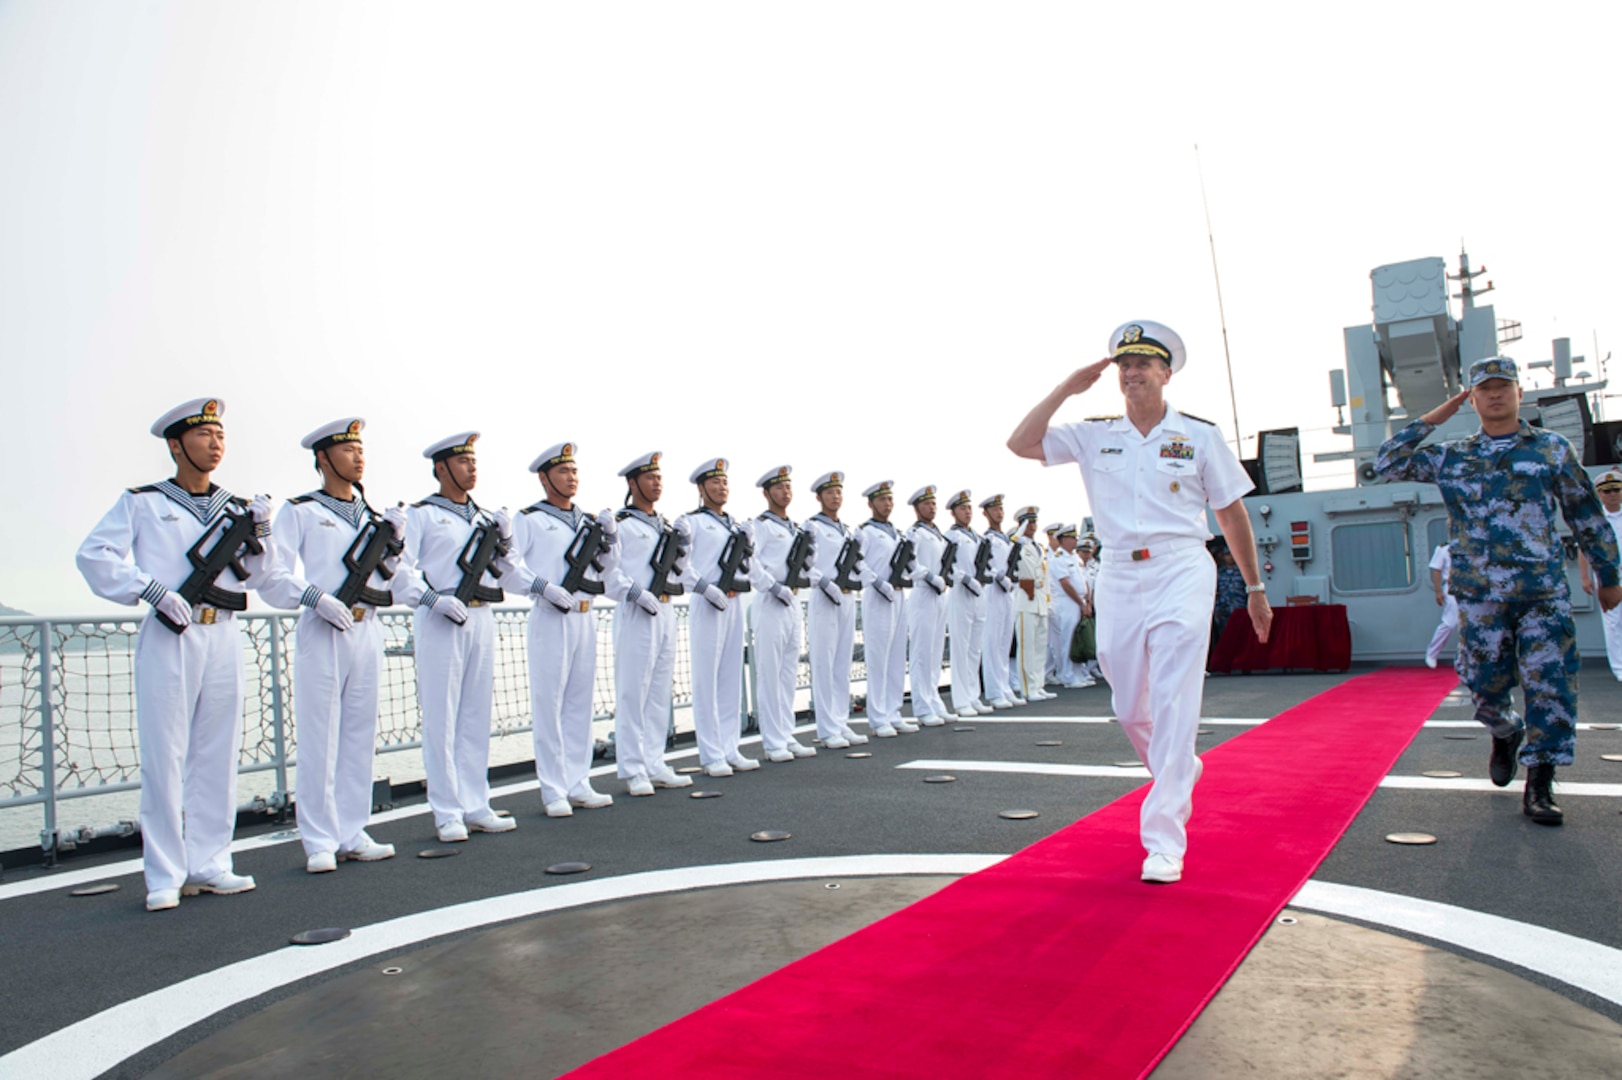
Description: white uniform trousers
xmin=808 ymin=588 xmax=857 ymax=740
xmin=1051 ymin=599 xmax=1083 ymax=684
xmin=1602 ymin=604 xmax=1622 ymax=681
xmin=413 ymin=605 xmax=496 ymax=829
xmin=860 ymin=586 xmax=908 ymax=725
xmin=1095 ymin=545 xmax=1216 ymax=861
xmin=948 ymin=586 xmax=987 ymax=710
xmin=1046 ymin=603 xmax=1068 ymax=682
xmin=688 ymin=599 xmax=745 ymax=766
xmin=981 ymin=587 xmax=1017 ymax=702
xmin=905 ymin=587 xmax=950 ymax=719
xmin=613 ymin=602 xmax=676 ymax=780
xmin=751 ymin=595 xmax=804 ymax=752
xmin=527 ymin=604 xmax=598 ymax=805
xmin=1014 ymin=612 xmax=1048 ymax=700
xmin=293 ymin=612 xmax=382 ymax=858
xmin=133 ymin=616 xmax=246 ymax=894
xmin=1425 ymin=595 xmax=1460 ymax=666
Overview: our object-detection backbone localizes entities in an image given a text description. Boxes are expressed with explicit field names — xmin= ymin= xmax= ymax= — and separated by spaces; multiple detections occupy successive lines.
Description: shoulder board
xmin=288 ymin=495 xmax=315 ymax=505
xmin=1085 ymin=415 xmax=1122 ymax=422
xmin=126 ymin=484 xmax=160 ymax=494
xmin=1179 ymin=412 xmax=1216 ymax=426
xmin=411 ymin=499 xmax=431 ymax=508
xmin=520 ymin=506 xmax=543 ymax=515
xmin=615 ymin=508 xmax=636 ymax=521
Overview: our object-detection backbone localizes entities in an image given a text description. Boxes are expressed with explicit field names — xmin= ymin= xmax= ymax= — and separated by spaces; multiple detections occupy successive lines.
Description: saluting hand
xmin=1420 ymin=389 xmax=1471 ymax=427
xmin=1058 ymin=358 xmax=1114 ymax=399
xmin=1248 ymin=592 xmax=1273 ymax=644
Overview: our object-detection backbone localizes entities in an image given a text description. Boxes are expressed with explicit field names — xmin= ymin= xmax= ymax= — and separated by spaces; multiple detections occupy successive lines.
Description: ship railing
xmin=0 ymin=595 xmax=894 ymax=865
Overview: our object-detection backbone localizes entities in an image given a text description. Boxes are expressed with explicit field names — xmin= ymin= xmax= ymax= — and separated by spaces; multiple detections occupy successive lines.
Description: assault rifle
xmin=560 ymin=519 xmax=608 ymax=596
xmin=886 ymin=537 xmax=915 ymax=590
xmin=157 ymin=505 xmax=263 ymax=633
xmin=453 ymin=522 xmax=508 ymax=605
xmin=832 ymin=536 xmax=863 ymax=592
xmin=716 ymin=527 xmax=754 ymax=594
xmin=974 ymin=538 xmax=994 ymax=585
xmin=334 ymin=514 xmax=404 ymax=610
xmin=1004 ymin=538 xmax=1021 ymax=583
xmin=939 ymin=539 xmax=958 ymax=588
xmin=783 ymin=529 xmax=813 ymax=590
xmin=649 ymin=525 xmax=687 ymax=598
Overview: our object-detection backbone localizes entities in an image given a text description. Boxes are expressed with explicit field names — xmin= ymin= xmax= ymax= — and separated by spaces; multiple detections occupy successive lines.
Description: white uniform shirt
xmin=749 ymin=512 xmax=803 ymax=593
xmin=676 ymin=507 xmax=750 ymax=593
xmin=985 ymin=529 xmax=1016 ymax=593
xmin=1041 ymin=404 xmax=1254 ymax=553
xmin=907 ymin=520 xmax=952 ymax=594
xmin=1605 ymin=510 xmax=1622 ymax=555
xmin=857 ymin=518 xmax=906 ymax=589
xmin=805 ymin=513 xmax=855 ymax=590
xmin=1053 ymin=549 xmax=1086 ymax=609
xmin=77 ymin=481 xmax=273 ymax=609
xmin=949 ymin=523 xmax=983 ymax=592
xmin=399 ymin=494 xmax=502 ymax=607
xmin=1014 ymin=536 xmax=1050 ymax=615
xmin=605 ymin=508 xmax=676 ymax=604
xmin=1428 ymin=544 xmax=1452 ymax=587
xmin=505 ymin=502 xmax=619 ymax=604
xmin=260 ymin=492 xmax=394 ymax=611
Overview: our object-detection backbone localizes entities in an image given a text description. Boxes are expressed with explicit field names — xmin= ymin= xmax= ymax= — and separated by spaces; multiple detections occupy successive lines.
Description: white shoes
xmin=1063 ymin=678 xmax=1095 ymax=689
xmin=437 ymin=820 xmax=470 ymax=842
xmin=627 ymin=775 xmax=656 ymax=796
xmin=842 ymin=728 xmax=869 ymax=745
xmin=1424 ymin=655 xmax=1438 ymax=669
xmin=544 ymin=799 xmax=574 ymax=818
xmin=765 ymin=748 xmax=796 ymax=763
xmin=340 ymin=835 xmax=396 ymax=862
xmin=919 ymin=715 xmax=948 ymax=727
xmin=726 ymin=754 xmax=761 ymax=771
xmin=651 ymin=767 xmax=694 ymax=788
xmin=955 ymin=707 xmax=981 ymax=720
xmin=704 ymin=761 xmax=735 ymax=777
xmin=468 ymin=812 xmax=519 ymax=831
xmin=786 ymin=741 xmax=817 ymax=757
xmin=893 ymin=720 xmax=920 ymax=733
xmin=181 ymin=871 xmax=256 ymax=896
xmin=823 ymin=735 xmax=852 ymax=749
xmin=306 ymin=851 xmax=338 ymax=874
xmin=146 ymin=889 xmax=180 ymax=912
xmin=1031 ymin=689 xmax=1057 ymax=701
xmin=1142 ymin=853 xmax=1183 ymax=884
xmin=871 ymin=723 xmax=899 ymax=738
xmin=988 ymin=698 xmax=1014 ymax=710
xmin=1009 ymin=694 xmax=1028 ymax=706
xmin=568 ymin=788 xmax=613 ymax=809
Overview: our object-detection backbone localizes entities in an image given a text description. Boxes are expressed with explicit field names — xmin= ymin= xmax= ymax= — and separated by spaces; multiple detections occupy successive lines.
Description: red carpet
xmin=564 ymin=668 xmax=1458 ymax=1079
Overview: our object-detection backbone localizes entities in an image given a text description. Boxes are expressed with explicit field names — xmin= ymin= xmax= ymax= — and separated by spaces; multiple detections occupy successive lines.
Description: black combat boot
xmin=1522 ymin=763 xmax=1563 ymax=826
xmin=1489 ymin=729 xmax=1523 ymax=788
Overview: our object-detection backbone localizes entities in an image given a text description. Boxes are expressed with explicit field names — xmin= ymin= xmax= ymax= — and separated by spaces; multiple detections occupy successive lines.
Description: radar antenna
xmin=1448 ymin=245 xmax=1493 ymax=310
xmin=1195 ymin=144 xmax=1243 ymax=457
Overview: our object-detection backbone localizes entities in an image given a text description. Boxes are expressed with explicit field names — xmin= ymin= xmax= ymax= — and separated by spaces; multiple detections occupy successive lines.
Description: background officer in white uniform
xmin=676 ymin=458 xmax=762 ymax=776
xmin=501 ymin=442 xmax=620 ymax=817
xmin=259 ymin=417 xmax=400 ymax=873
xmin=1012 ymin=506 xmax=1053 ymax=702
xmin=394 ymin=432 xmax=518 ymax=843
xmin=1425 ymin=543 xmax=1459 ymax=670
xmin=803 ymin=471 xmax=868 ymax=749
xmin=904 ymin=485 xmax=952 ymax=726
xmin=1009 ymin=320 xmax=1271 ymax=885
xmin=857 ymin=480 xmax=915 ymax=737
xmin=946 ymin=489 xmax=989 ymax=717
xmin=1050 ymin=525 xmax=1095 ymax=688
xmin=1042 ymin=521 xmax=1067 ymax=685
xmin=748 ymin=465 xmax=818 ymax=761
xmin=604 ymin=452 xmax=695 ymax=795
xmin=978 ymin=494 xmax=1021 ymax=709
xmin=1579 ymin=469 xmax=1622 ymax=680
xmin=77 ymin=398 xmax=273 ymax=911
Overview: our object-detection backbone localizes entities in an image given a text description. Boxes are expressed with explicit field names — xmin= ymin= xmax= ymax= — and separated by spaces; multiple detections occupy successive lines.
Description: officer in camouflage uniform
xmin=1375 ymin=356 xmax=1622 ymax=825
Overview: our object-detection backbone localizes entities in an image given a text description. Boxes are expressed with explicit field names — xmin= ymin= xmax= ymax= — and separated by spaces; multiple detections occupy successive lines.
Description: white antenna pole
xmin=1195 ymin=144 xmax=1243 ymax=457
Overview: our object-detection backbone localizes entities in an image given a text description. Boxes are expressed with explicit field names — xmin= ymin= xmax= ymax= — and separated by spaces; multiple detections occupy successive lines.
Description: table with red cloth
xmin=1208 ymin=603 xmax=1351 ymax=673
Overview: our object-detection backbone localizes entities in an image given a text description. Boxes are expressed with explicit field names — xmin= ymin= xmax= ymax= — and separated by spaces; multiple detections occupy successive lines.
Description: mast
xmin=1195 ymin=144 xmax=1243 ymax=457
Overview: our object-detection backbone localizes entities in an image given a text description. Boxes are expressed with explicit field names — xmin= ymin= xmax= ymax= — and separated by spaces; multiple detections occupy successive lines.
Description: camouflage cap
xmin=1468 ymin=356 xmax=1519 ymax=387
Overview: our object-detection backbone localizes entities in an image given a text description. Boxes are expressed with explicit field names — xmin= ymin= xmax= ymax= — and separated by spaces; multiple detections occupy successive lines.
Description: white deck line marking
xmin=895 ymin=760 xmax=1622 ymax=797
xmin=1290 ymin=880 xmax=1622 ymax=1008
xmin=0 ymin=855 xmax=1004 ymax=1080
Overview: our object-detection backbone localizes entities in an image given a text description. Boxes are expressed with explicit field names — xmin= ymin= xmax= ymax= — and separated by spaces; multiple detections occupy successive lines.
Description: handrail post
xmin=37 ymin=620 xmax=58 ymax=867
xmin=267 ymin=617 xmax=291 ymax=823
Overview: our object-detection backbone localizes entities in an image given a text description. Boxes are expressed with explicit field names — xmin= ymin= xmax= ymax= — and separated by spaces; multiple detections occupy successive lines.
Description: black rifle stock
xmin=974 ymin=538 xmax=994 ymax=584
xmin=887 ymin=537 xmax=915 ymax=590
xmin=716 ymin=529 xmax=753 ymax=594
xmin=335 ymin=515 xmax=404 ymax=609
xmin=649 ymin=526 xmax=687 ymax=598
xmin=560 ymin=520 xmax=608 ymax=596
xmin=832 ymin=536 xmax=862 ymax=592
xmin=1005 ymin=538 xmax=1021 ymax=582
xmin=939 ymin=539 xmax=958 ymax=586
xmin=157 ymin=506 xmax=263 ymax=633
xmin=783 ymin=529 xmax=812 ymax=590
xmin=453 ymin=524 xmax=508 ymax=605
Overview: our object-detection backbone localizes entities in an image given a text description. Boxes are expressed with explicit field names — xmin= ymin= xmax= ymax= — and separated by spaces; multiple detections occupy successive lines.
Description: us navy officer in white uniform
xmin=604 ymin=451 xmax=696 ymax=795
xmin=1050 ymin=525 xmax=1094 ymax=688
xmin=1012 ymin=506 xmax=1053 ymax=702
xmin=501 ymin=442 xmax=620 ymax=817
xmin=1579 ymin=469 xmax=1622 ymax=680
xmin=77 ymin=398 xmax=274 ymax=911
xmin=946 ymin=489 xmax=990 ymax=717
xmin=394 ymin=432 xmax=518 ymax=843
xmin=803 ymin=471 xmax=869 ymax=749
xmin=979 ymin=494 xmax=1021 ymax=709
xmin=259 ymin=418 xmax=400 ymax=873
xmin=748 ymin=465 xmax=818 ymax=762
xmin=857 ymin=480 xmax=916 ymax=736
xmin=1009 ymin=320 xmax=1271 ymax=884
xmin=904 ymin=485 xmax=953 ymax=726
xmin=676 ymin=457 xmax=762 ymax=776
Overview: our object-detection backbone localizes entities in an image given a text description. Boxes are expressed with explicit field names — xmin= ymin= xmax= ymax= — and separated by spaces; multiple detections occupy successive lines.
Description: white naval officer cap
xmin=863 ymin=480 xmax=895 ymax=500
xmin=979 ymin=493 xmax=1004 ymax=510
xmin=1057 ymin=524 xmax=1079 ymax=540
xmin=757 ymin=464 xmax=792 ymax=489
xmin=529 ymin=441 xmax=577 ymax=474
xmin=907 ymin=484 xmax=938 ymax=506
xmin=301 ymin=417 xmax=365 ymax=451
xmin=811 ymin=470 xmax=844 ymax=493
xmin=947 ymin=489 xmax=972 ymax=510
xmin=619 ymin=451 xmax=662 ymax=478
xmin=1596 ymin=469 xmax=1622 ymax=492
xmin=151 ymin=397 xmax=225 ymax=439
xmin=423 ymin=432 xmax=479 ymax=462
xmin=1109 ymin=320 xmax=1186 ymax=375
xmin=690 ymin=457 xmax=729 ymax=484
xmin=1014 ymin=505 xmax=1039 ymax=523
xmin=1043 ymin=522 xmax=1063 ymax=536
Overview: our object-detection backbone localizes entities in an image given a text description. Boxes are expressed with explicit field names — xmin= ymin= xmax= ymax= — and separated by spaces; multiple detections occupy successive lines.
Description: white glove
xmin=493 ymin=508 xmax=513 ymax=541
xmin=996 ymin=573 xmax=1014 ymax=592
xmin=384 ymin=505 xmax=407 ymax=538
xmin=541 ymin=582 xmax=575 ymax=612
xmin=249 ymin=493 xmax=273 ymax=523
xmin=874 ymin=580 xmax=896 ymax=603
xmin=596 ymin=508 xmax=617 ymax=539
xmin=924 ymin=572 xmax=945 ymax=595
xmin=313 ymin=592 xmax=355 ymax=631
xmin=964 ymin=577 xmax=984 ymax=596
xmin=673 ymin=520 xmax=694 ymax=574
xmin=739 ymin=520 xmax=757 ymax=546
xmin=818 ymin=579 xmax=843 ymax=605
xmin=701 ymin=583 xmax=730 ymax=611
xmin=770 ymin=583 xmax=794 ymax=606
xmin=153 ymin=590 xmax=191 ymax=629
xmin=635 ymin=590 xmax=661 ymax=616
xmin=432 ymin=594 xmax=468 ymax=625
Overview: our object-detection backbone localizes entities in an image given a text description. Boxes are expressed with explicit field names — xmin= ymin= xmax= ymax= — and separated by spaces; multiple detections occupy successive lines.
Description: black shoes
xmin=1523 ymin=763 xmax=1564 ymax=826
xmin=1489 ymin=729 xmax=1524 ymax=787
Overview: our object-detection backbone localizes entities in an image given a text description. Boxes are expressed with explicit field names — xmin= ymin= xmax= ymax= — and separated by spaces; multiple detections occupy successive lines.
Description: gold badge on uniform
xmin=1169 ymin=480 xmax=1181 ymax=493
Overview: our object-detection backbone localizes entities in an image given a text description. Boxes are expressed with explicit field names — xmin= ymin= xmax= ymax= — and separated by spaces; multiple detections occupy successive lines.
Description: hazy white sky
xmin=1 ymin=1 xmax=1616 ymax=613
